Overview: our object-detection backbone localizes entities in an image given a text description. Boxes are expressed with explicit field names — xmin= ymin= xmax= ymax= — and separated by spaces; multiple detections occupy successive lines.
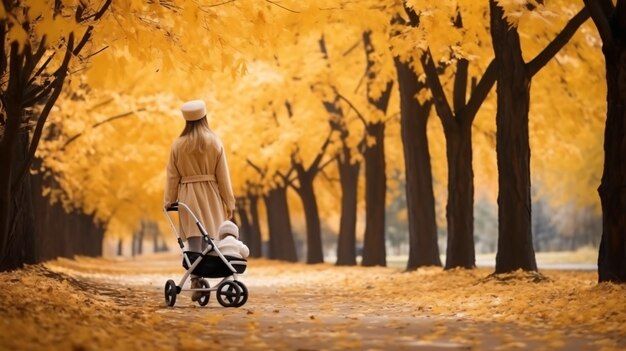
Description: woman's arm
xmin=164 ymin=147 xmax=180 ymax=205
xmin=215 ymin=146 xmax=236 ymax=216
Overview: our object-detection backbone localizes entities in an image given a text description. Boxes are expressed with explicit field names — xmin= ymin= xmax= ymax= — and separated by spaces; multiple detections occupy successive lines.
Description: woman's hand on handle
xmin=226 ymin=207 xmax=235 ymax=220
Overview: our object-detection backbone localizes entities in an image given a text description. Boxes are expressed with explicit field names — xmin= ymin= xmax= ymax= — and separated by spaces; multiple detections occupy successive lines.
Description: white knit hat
xmin=180 ymin=100 xmax=207 ymax=121
xmin=218 ymin=220 xmax=239 ymax=239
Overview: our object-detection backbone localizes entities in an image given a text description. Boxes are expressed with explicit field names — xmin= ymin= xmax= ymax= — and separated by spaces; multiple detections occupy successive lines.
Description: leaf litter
xmin=0 ymin=254 xmax=624 ymax=350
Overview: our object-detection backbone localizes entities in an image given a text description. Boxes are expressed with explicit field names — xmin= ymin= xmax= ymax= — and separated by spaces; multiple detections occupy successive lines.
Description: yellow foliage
xmin=1 ymin=257 xmax=622 ymax=350
xmin=35 ymin=0 xmax=606 ymax=242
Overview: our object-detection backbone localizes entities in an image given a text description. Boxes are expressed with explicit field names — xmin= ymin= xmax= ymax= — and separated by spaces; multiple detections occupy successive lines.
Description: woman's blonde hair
xmin=179 ymin=117 xmax=212 ymax=153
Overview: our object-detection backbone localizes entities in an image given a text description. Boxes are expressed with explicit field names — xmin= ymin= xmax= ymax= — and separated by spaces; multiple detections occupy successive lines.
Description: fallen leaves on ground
xmin=0 ymin=254 xmax=624 ymax=350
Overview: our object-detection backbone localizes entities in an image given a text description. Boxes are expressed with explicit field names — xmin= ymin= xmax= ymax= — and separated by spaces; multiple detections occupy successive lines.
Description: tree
xmin=290 ymin=132 xmax=334 ymax=263
xmin=390 ymin=8 xmax=443 ymax=270
xmin=361 ymin=30 xmax=394 ymax=267
xmin=0 ymin=0 xmax=112 ymax=271
xmin=582 ymin=0 xmax=626 ymax=283
xmin=399 ymin=3 xmax=497 ymax=269
xmin=316 ymin=35 xmax=364 ymax=266
xmin=489 ymin=0 xmax=589 ymax=273
xmin=393 ymin=52 xmax=441 ymax=269
xmin=325 ymin=98 xmax=361 ymax=266
xmin=236 ymin=192 xmax=263 ymax=257
xmin=264 ymin=183 xmax=298 ymax=262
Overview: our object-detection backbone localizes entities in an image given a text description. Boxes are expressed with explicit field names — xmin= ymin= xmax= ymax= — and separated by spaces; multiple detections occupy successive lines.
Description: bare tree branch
xmin=204 ymin=0 xmax=236 ymax=7
xmin=73 ymin=26 xmax=94 ymax=56
xmin=332 ymin=87 xmax=367 ymax=127
xmin=317 ymin=154 xmax=337 ymax=172
xmin=342 ymin=39 xmax=361 ymax=57
xmin=61 ymin=109 xmax=144 ymax=150
xmin=22 ymin=78 xmax=55 ymax=107
xmin=246 ymin=159 xmax=265 ymax=176
xmin=77 ymin=0 xmax=112 ymax=22
xmin=12 ymin=33 xmax=74 ymax=192
xmin=452 ymin=11 xmax=468 ymax=115
xmin=466 ymin=59 xmax=496 ymax=124
xmin=582 ymin=0 xmax=614 ymax=47
xmin=420 ymin=49 xmax=455 ymax=129
xmin=308 ymin=129 xmax=334 ymax=173
xmin=527 ymin=6 xmax=590 ymax=77
xmin=265 ymin=0 xmax=299 ymax=13
xmin=22 ymin=36 xmax=47 ymax=85
xmin=26 ymin=51 xmax=55 ymax=87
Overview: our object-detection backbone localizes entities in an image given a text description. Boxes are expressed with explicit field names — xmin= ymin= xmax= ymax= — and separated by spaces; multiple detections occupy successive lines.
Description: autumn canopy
xmin=0 ymin=0 xmax=624 ymax=285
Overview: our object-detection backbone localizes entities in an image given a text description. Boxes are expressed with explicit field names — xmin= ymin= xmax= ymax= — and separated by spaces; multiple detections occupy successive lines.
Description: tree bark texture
xmin=0 ymin=42 xmax=25 ymax=271
xmin=394 ymin=57 xmax=442 ymax=270
xmin=361 ymin=121 xmax=388 ymax=267
xmin=335 ymin=151 xmax=360 ymax=266
xmin=263 ymin=186 xmax=297 ymax=262
xmin=490 ymin=1 xmax=537 ymax=273
xmin=1 ymin=131 xmax=36 ymax=269
xmin=443 ymin=120 xmax=475 ymax=269
xmin=589 ymin=0 xmax=626 ymax=282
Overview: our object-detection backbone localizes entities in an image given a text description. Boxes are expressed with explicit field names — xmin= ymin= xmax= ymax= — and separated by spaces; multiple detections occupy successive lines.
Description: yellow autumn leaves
xmin=25 ymin=0 xmax=606 ymax=242
xmin=1 ymin=255 xmax=623 ymax=350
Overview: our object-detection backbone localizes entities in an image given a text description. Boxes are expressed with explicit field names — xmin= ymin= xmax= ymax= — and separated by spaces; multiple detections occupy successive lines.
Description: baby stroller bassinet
xmin=182 ymin=251 xmax=247 ymax=278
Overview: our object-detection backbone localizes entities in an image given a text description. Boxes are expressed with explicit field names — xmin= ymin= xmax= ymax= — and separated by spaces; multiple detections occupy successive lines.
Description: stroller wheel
xmin=233 ymin=281 xmax=248 ymax=307
xmin=164 ymin=280 xmax=177 ymax=307
xmin=197 ymin=279 xmax=210 ymax=306
xmin=216 ymin=281 xmax=241 ymax=308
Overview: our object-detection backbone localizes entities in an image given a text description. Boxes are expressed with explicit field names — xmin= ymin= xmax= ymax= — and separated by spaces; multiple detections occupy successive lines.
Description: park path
xmin=3 ymin=253 xmax=610 ymax=351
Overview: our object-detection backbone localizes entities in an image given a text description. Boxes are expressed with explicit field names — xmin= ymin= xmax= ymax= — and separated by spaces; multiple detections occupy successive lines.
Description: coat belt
xmin=180 ymin=174 xmax=216 ymax=184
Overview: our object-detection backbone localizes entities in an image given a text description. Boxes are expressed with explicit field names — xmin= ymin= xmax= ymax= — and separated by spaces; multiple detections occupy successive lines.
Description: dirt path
xmin=1 ymin=254 xmax=623 ymax=350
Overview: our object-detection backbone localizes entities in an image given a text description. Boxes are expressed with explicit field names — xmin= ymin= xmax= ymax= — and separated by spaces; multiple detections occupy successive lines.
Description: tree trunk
xmin=294 ymin=164 xmax=324 ymax=264
xmin=0 ymin=43 xmax=24 ymax=272
xmin=263 ymin=192 xmax=279 ymax=259
xmin=395 ymin=57 xmax=442 ymax=270
xmin=132 ymin=230 xmax=144 ymax=256
xmin=264 ymin=186 xmax=297 ymax=262
xmin=0 ymin=131 xmax=36 ymax=270
xmin=322 ymin=97 xmax=360 ymax=266
xmin=335 ymin=149 xmax=360 ymax=266
xmin=490 ymin=0 xmax=537 ymax=273
xmin=247 ymin=194 xmax=263 ymax=257
xmin=137 ymin=226 xmax=144 ymax=255
xmin=361 ymin=31 xmax=393 ymax=267
xmin=153 ymin=227 xmax=160 ymax=253
xmin=597 ymin=0 xmax=626 ymax=282
xmin=236 ymin=199 xmax=253 ymax=247
xmin=118 ymin=239 xmax=123 ymax=256
xmin=30 ymin=164 xmax=104 ymax=261
xmin=31 ymin=170 xmax=63 ymax=261
xmin=361 ymin=121 xmax=388 ymax=267
xmin=443 ymin=120 xmax=475 ymax=269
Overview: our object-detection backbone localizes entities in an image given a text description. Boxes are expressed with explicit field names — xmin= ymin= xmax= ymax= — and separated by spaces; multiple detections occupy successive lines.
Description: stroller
xmin=163 ymin=201 xmax=249 ymax=308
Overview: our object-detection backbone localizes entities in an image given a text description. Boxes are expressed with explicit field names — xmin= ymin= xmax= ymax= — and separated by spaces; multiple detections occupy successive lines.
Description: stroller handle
xmin=165 ymin=202 xmax=179 ymax=212
xmin=163 ymin=201 xmax=213 ymax=249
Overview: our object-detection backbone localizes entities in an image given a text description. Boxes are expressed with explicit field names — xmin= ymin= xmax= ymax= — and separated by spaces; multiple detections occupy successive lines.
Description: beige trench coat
xmin=164 ymin=133 xmax=235 ymax=241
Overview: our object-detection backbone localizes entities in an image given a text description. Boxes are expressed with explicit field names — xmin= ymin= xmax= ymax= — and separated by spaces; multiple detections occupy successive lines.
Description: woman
xmin=164 ymin=100 xmax=236 ymax=300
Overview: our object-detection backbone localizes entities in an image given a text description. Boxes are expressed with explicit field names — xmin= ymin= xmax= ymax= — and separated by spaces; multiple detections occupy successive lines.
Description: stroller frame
xmin=163 ymin=201 xmax=248 ymax=308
